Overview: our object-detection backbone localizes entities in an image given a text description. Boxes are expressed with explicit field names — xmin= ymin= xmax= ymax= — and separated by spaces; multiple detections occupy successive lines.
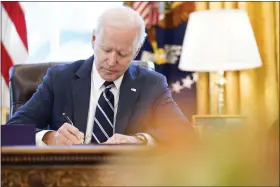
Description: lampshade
xmin=179 ymin=9 xmax=262 ymax=72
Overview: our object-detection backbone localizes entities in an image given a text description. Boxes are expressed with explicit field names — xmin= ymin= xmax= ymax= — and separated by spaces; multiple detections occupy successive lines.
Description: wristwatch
xmin=134 ymin=133 xmax=148 ymax=145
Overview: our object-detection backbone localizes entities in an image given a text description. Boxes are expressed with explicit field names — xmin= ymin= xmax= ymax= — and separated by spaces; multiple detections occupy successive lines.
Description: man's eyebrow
xmin=118 ymin=49 xmax=131 ymax=54
xmin=118 ymin=47 xmax=133 ymax=53
xmin=100 ymin=44 xmax=110 ymax=48
xmin=100 ymin=44 xmax=132 ymax=53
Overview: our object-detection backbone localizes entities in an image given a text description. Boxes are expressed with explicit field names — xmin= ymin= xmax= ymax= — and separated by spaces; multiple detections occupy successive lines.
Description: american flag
xmin=1 ymin=2 xmax=28 ymax=109
xmin=130 ymin=2 xmax=197 ymax=121
xmin=132 ymin=2 xmax=159 ymax=28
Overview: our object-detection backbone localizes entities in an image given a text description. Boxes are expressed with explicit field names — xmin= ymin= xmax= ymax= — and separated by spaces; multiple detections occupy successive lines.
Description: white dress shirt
xmin=36 ymin=60 xmax=155 ymax=146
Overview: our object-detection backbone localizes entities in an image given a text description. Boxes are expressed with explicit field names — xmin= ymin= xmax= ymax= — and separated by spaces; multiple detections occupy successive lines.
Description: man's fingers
xmin=63 ymin=130 xmax=82 ymax=144
xmin=67 ymin=125 xmax=83 ymax=138
xmin=68 ymin=125 xmax=79 ymax=135
xmin=58 ymin=123 xmax=83 ymax=144
xmin=79 ymin=132 xmax=85 ymax=140
xmin=119 ymin=137 xmax=138 ymax=144
xmin=55 ymin=132 xmax=70 ymax=145
xmin=64 ymin=123 xmax=84 ymax=139
xmin=103 ymin=137 xmax=115 ymax=144
xmin=65 ymin=139 xmax=72 ymax=146
xmin=60 ymin=135 xmax=73 ymax=146
xmin=103 ymin=134 xmax=133 ymax=144
xmin=50 ymin=123 xmax=84 ymax=146
xmin=102 ymin=134 xmax=143 ymax=145
xmin=128 ymin=136 xmax=141 ymax=143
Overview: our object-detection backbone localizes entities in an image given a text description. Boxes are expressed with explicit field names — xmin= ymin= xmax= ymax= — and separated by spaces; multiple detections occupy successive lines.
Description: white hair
xmin=94 ymin=4 xmax=147 ymax=50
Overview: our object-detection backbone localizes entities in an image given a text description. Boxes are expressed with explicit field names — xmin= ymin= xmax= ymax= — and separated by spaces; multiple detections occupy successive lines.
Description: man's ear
xmin=91 ymin=34 xmax=96 ymax=50
xmin=91 ymin=27 xmax=97 ymax=50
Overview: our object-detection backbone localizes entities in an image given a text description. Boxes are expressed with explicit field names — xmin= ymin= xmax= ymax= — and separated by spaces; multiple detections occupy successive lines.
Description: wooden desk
xmin=1 ymin=145 xmax=155 ymax=187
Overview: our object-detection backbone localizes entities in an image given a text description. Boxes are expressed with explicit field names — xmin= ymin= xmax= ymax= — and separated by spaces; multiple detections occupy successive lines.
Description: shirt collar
xmin=92 ymin=59 xmax=124 ymax=91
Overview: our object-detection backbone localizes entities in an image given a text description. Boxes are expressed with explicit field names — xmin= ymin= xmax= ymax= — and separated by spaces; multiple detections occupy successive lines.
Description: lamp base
xmin=215 ymin=71 xmax=227 ymax=114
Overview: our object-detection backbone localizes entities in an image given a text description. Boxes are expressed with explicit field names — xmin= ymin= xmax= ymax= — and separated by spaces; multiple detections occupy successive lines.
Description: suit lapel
xmin=115 ymin=66 xmax=141 ymax=134
xmin=72 ymin=56 xmax=94 ymax=134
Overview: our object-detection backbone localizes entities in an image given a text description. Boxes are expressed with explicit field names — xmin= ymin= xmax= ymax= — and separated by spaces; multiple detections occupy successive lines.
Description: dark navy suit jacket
xmin=7 ymin=56 xmax=192 ymax=144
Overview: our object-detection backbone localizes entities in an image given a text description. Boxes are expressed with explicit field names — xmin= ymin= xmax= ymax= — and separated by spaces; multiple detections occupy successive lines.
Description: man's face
xmin=93 ymin=26 xmax=139 ymax=81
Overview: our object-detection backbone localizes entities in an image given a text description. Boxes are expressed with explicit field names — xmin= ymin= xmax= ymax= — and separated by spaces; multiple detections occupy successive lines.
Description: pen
xmin=62 ymin=113 xmax=73 ymax=125
xmin=62 ymin=113 xmax=84 ymax=144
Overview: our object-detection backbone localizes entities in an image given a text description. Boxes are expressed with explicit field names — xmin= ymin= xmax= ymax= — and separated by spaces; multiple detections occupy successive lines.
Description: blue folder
xmin=1 ymin=124 xmax=36 ymax=146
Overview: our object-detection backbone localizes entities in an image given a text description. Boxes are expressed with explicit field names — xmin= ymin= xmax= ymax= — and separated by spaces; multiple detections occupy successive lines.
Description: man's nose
xmin=107 ymin=51 xmax=117 ymax=66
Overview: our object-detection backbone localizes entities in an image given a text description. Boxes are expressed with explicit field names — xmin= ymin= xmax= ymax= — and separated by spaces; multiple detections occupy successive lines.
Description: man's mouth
xmin=104 ymin=68 xmax=118 ymax=74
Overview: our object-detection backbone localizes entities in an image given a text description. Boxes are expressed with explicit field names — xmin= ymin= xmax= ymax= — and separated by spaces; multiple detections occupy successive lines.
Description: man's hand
xmin=42 ymin=123 xmax=84 ymax=145
xmin=102 ymin=133 xmax=143 ymax=144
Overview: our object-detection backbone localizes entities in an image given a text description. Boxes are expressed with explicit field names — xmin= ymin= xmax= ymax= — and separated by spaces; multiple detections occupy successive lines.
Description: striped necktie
xmin=91 ymin=81 xmax=115 ymax=144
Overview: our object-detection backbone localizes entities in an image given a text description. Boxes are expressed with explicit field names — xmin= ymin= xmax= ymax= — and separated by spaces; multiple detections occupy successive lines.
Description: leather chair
xmin=9 ymin=60 xmax=154 ymax=117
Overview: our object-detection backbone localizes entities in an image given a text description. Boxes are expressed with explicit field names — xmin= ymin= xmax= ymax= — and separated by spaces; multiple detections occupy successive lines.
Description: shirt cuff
xmin=36 ymin=130 xmax=54 ymax=147
xmin=137 ymin=133 xmax=156 ymax=147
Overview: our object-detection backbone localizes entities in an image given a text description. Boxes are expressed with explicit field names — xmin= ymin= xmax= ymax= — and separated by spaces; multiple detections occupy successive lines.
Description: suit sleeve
xmin=6 ymin=67 xmax=54 ymax=132
xmin=148 ymin=75 xmax=196 ymax=145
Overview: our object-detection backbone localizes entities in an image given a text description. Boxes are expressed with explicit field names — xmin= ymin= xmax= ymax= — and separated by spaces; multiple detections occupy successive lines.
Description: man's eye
xmin=118 ymin=52 xmax=127 ymax=57
xmin=103 ymin=48 xmax=111 ymax=53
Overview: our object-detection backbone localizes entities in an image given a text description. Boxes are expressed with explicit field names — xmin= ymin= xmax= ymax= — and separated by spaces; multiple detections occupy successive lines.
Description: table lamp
xmin=179 ymin=9 xmax=262 ymax=114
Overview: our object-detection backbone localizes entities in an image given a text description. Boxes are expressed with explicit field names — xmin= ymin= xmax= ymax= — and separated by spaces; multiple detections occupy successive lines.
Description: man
xmin=6 ymin=5 xmax=194 ymax=146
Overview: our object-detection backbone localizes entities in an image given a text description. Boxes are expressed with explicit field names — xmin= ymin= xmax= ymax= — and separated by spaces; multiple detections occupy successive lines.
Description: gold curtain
xmin=195 ymin=2 xmax=279 ymax=129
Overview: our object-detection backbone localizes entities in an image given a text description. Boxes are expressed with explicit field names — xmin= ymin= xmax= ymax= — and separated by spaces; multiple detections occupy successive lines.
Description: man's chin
xmin=102 ymin=73 xmax=119 ymax=82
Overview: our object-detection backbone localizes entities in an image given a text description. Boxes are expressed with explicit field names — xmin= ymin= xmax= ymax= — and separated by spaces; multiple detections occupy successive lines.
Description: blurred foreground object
xmin=2 ymin=123 xmax=278 ymax=187
xmin=139 ymin=116 xmax=278 ymax=186
xmin=179 ymin=9 xmax=262 ymax=114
